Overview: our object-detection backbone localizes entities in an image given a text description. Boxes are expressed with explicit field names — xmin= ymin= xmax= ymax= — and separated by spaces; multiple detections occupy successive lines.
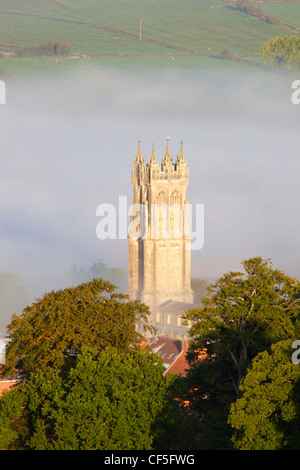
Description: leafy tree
xmin=186 ymin=257 xmax=300 ymax=393
xmin=0 ymin=385 xmax=27 ymax=450
xmin=152 ymin=374 xmax=203 ymax=450
xmin=260 ymin=35 xmax=300 ymax=70
xmin=0 ymin=348 xmax=169 ymax=450
xmin=18 ymin=42 xmax=71 ymax=58
xmin=228 ymin=340 xmax=300 ymax=450
xmin=220 ymin=49 xmax=233 ymax=60
xmin=183 ymin=257 xmax=300 ymax=448
xmin=2 ymin=278 xmax=153 ymax=378
xmin=55 ymin=43 xmax=70 ymax=56
xmin=265 ymin=14 xmax=281 ymax=25
xmin=235 ymin=0 xmax=264 ymax=18
xmin=234 ymin=0 xmax=280 ymax=25
xmin=68 ymin=260 xmax=126 ymax=292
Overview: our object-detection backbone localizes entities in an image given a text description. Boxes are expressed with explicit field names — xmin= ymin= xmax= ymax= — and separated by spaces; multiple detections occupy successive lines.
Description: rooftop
xmin=148 ymin=336 xmax=189 ymax=376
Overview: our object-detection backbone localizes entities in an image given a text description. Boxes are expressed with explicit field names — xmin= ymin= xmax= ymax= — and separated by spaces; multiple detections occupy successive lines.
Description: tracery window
xmin=157 ymin=191 xmax=167 ymax=205
xmin=170 ymin=190 xmax=180 ymax=205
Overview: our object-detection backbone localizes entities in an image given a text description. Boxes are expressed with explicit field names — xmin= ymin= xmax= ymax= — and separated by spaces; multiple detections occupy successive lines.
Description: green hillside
xmin=255 ymin=2 xmax=300 ymax=29
xmin=0 ymin=0 xmax=299 ymax=75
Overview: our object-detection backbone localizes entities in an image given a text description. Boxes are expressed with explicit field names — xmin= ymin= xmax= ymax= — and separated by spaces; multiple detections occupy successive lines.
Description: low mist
xmin=0 ymin=64 xmax=299 ymax=330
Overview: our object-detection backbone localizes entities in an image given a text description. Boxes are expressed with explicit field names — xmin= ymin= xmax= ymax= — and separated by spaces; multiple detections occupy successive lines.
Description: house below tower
xmin=154 ymin=299 xmax=194 ymax=339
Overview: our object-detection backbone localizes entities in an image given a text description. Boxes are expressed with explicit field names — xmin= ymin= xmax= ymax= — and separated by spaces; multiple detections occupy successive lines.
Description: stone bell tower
xmin=128 ymin=140 xmax=193 ymax=328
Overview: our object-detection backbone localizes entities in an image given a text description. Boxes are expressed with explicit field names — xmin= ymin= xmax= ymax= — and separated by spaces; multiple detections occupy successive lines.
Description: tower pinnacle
xmin=164 ymin=137 xmax=171 ymax=162
xmin=179 ymin=139 xmax=184 ymax=160
xmin=136 ymin=139 xmax=142 ymax=161
xmin=151 ymin=139 xmax=156 ymax=163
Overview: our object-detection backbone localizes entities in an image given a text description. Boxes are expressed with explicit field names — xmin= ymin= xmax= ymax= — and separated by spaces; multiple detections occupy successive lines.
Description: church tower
xmin=128 ymin=140 xmax=194 ymax=335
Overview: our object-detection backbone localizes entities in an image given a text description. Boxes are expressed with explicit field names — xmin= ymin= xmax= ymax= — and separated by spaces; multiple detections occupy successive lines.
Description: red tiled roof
xmin=165 ymin=350 xmax=189 ymax=377
xmin=149 ymin=337 xmax=190 ymax=377
xmin=0 ymin=380 xmax=18 ymax=397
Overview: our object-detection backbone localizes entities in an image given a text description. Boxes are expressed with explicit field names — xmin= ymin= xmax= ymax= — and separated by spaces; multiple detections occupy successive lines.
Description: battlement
xmin=131 ymin=142 xmax=189 ymax=185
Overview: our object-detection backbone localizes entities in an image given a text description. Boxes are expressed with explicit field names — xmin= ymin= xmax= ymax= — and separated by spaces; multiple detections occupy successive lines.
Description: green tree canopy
xmin=182 ymin=257 xmax=300 ymax=448
xmin=0 ymin=347 xmax=169 ymax=450
xmin=260 ymin=35 xmax=300 ymax=70
xmin=228 ymin=340 xmax=300 ymax=450
xmin=2 ymin=278 xmax=152 ymax=378
xmin=186 ymin=257 xmax=300 ymax=393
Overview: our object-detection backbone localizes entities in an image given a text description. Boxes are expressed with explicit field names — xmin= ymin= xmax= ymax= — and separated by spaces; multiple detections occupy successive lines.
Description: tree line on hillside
xmin=0 ymin=257 xmax=300 ymax=449
xmin=232 ymin=0 xmax=281 ymax=25
xmin=219 ymin=33 xmax=300 ymax=72
xmin=17 ymin=42 xmax=70 ymax=58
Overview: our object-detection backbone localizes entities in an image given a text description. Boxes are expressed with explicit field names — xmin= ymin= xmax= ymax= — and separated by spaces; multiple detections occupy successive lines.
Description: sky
xmin=0 ymin=63 xmax=299 ymax=324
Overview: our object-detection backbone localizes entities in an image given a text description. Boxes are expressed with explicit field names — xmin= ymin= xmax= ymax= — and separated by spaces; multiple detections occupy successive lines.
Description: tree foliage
xmin=186 ymin=257 xmax=300 ymax=393
xmin=182 ymin=257 xmax=300 ymax=448
xmin=0 ymin=385 xmax=26 ymax=450
xmin=18 ymin=42 xmax=70 ymax=57
xmin=228 ymin=340 xmax=300 ymax=449
xmin=2 ymin=278 xmax=153 ymax=378
xmin=0 ymin=348 xmax=169 ymax=450
xmin=260 ymin=35 xmax=300 ymax=70
xmin=235 ymin=0 xmax=264 ymax=19
xmin=2 ymin=257 xmax=300 ymax=450
xmin=233 ymin=0 xmax=280 ymax=24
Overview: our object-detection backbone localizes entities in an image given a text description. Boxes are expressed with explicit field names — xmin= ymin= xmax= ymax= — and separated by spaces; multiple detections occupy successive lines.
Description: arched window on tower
xmin=170 ymin=190 xmax=180 ymax=205
xmin=170 ymin=190 xmax=181 ymax=239
xmin=157 ymin=191 xmax=167 ymax=205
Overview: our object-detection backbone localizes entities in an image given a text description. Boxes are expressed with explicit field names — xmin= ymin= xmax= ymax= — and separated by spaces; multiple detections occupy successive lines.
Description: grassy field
xmin=0 ymin=0 xmax=299 ymax=76
xmin=254 ymin=3 xmax=300 ymax=29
